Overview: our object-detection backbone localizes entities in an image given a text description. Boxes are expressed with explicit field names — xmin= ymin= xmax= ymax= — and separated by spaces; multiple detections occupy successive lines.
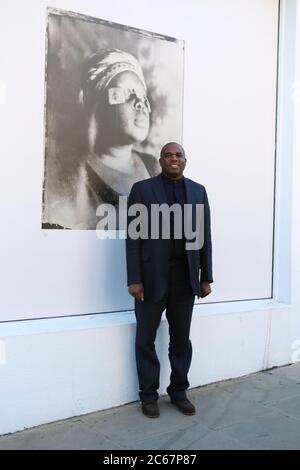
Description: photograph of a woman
xmin=42 ymin=9 xmax=184 ymax=229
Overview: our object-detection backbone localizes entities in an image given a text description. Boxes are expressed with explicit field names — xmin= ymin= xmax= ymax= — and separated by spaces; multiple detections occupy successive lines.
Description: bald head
xmin=160 ymin=142 xmax=185 ymax=158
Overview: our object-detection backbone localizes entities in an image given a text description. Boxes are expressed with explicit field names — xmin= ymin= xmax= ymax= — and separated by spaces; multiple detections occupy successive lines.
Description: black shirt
xmin=161 ymin=172 xmax=186 ymax=258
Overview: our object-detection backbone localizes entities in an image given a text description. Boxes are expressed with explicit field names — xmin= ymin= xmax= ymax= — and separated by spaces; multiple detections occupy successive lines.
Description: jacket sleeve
xmin=200 ymin=187 xmax=213 ymax=283
xmin=126 ymin=183 xmax=143 ymax=286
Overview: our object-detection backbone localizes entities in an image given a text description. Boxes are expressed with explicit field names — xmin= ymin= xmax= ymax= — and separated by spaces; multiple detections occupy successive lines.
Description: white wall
xmin=0 ymin=302 xmax=293 ymax=435
xmin=1 ymin=0 xmax=299 ymax=436
xmin=0 ymin=0 xmax=278 ymax=322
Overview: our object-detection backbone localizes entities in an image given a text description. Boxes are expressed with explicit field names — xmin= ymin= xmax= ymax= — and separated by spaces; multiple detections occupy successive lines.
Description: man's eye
xmin=164 ymin=152 xmax=184 ymax=159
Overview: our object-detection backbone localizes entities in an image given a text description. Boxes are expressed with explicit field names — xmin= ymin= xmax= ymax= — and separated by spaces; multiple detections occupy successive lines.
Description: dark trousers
xmin=135 ymin=257 xmax=195 ymax=402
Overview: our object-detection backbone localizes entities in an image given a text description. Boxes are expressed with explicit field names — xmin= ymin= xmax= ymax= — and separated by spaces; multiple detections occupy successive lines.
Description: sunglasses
xmin=108 ymin=87 xmax=151 ymax=113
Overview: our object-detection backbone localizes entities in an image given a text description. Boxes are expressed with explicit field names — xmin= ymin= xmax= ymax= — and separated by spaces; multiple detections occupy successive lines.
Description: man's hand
xmin=128 ymin=283 xmax=145 ymax=301
xmin=198 ymin=281 xmax=211 ymax=298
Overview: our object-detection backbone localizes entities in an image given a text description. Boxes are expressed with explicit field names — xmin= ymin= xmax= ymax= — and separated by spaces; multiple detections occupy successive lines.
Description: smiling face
xmin=95 ymin=71 xmax=150 ymax=146
xmin=159 ymin=142 xmax=186 ymax=179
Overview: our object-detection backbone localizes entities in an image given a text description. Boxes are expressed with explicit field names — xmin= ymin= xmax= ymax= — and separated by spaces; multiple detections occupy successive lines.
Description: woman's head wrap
xmin=79 ymin=48 xmax=146 ymax=111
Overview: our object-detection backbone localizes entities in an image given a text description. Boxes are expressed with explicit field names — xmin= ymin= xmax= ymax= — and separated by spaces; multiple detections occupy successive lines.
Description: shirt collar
xmin=161 ymin=172 xmax=185 ymax=185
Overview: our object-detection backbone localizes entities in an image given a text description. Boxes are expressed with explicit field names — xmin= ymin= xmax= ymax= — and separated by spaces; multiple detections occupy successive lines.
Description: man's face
xmin=159 ymin=143 xmax=186 ymax=179
xmin=97 ymin=71 xmax=150 ymax=145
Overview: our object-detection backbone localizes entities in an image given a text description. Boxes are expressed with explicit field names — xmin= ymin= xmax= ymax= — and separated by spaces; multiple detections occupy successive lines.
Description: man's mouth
xmin=170 ymin=164 xmax=179 ymax=168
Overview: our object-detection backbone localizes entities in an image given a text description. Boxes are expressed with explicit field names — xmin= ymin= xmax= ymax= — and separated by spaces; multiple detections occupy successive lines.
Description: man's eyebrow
xmin=164 ymin=151 xmax=184 ymax=156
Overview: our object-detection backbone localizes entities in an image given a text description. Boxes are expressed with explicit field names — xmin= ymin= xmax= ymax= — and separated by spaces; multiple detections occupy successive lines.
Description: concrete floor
xmin=1 ymin=363 xmax=300 ymax=450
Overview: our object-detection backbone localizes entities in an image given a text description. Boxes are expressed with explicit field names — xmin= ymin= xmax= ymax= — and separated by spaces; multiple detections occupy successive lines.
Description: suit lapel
xmin=151 ymin=174 xmax=169 ymax=230
xmin=184 ymin=177 xmax=193 ymax=205
xmin=152 ymin=174 xmax=168 ymax=205
xmin=184 ymin=177 xmax=197 ymax=234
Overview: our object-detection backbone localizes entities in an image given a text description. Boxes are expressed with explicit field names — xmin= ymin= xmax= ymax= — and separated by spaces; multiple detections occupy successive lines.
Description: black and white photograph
xmin=42 ymin=8 xmax=185 ymax=229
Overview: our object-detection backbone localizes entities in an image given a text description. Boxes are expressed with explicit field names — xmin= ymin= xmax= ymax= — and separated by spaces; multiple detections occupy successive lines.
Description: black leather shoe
xmin=171 ymin=398 xmax=196 ymax=416
xmin=142 ymin=400 xmax=160 ymax=418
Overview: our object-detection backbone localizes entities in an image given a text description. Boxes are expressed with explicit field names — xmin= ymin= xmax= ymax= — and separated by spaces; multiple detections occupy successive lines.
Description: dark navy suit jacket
xmin=126 ymin=173 xmax=213 ymax=302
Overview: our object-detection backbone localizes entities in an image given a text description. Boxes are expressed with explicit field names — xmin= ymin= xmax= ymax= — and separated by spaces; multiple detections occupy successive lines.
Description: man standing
xmin=126 ymin=142 xmax=213 ymax=418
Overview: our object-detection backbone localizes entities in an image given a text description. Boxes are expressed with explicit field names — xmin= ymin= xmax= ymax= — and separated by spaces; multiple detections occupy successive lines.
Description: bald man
xmin=126 ymin=142 xmax=213 ymax=418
